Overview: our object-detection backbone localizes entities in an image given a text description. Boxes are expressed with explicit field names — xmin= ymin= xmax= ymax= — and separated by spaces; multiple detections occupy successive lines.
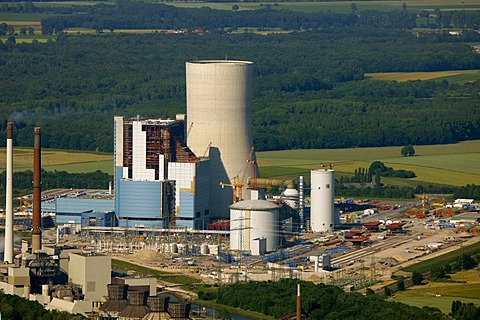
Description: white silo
xmin=229 ymin=200 xmax=279 ymax=253
xmin=310 ymin=169 xmax=335 ymax=232
xmin=186 ymin=60 xmax=254 ymax=220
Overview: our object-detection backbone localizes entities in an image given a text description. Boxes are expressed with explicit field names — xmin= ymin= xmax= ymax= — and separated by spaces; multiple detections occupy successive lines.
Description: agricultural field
xmin=366 ymin=70 xmax=480 ymax=83
xmin=167 ymin=0 xmax=480 ymax=13
xmin=393 ymin=243 xmax=480 ymax=314
xmin=257 ymin=140 xmax=480 ymax=186
xmin=0 ymin=148 xmax=113 ymax=174
xmin=1 ymin=140 xmax=479 ymax=186
xmin=393 ymin=295 xmax=480 ymax=314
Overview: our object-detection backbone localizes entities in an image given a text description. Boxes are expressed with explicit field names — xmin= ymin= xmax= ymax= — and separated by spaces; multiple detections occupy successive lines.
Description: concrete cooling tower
xmin=186 ymin=60 xmax=254 ymax=219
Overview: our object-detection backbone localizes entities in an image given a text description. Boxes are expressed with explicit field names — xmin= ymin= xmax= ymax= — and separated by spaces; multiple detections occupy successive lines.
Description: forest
xmin=1 ymin=27 xmax=480 ymax=152
xmin=0 ymin=291 xmax=85 ymax=319
xmin=198 ymin=279 xmax=448 ymax=319
xmin=2 ymin=2 xmax=480 ymax=32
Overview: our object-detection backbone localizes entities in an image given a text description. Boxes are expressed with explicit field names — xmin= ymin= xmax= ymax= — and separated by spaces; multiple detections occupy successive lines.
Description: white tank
xmin=229 ymin=199 xmax=279 ymax=252
xmin=186 ymin=61 xmax=254 ymax=219
xmin=310 ymin=169 xmax=335 ymax=232
xmin=200 ymin=243 xmax=210 ymax=255
xmin=283 ymin=188 xmax=299 ymax=209
xmin=170 ymin=243 xmax=178 ymax=254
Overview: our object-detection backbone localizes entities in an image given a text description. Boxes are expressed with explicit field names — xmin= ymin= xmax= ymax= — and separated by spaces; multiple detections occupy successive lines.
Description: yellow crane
xmin=220 ymin=147 xmax=256 ymax=203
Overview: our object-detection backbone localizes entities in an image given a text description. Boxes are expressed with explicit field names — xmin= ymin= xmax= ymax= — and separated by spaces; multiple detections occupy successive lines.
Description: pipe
xmin=32 ymin=127 xmax=42 ymax=252
xmin=296 ymin=283 xmax=301 ymax=320
xmin=250 ymin=178 xmax=295 ymax=189
xmin=4 ymin=122 xmax=14 ymax=263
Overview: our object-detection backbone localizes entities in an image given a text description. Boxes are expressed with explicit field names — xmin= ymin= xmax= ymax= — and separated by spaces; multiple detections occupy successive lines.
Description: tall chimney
xmin=32 ymin=127 xmax=42 ymax=252
xmin=4 ymin=122 xmax=14 ymax=263
xmin=296 ymin=283 xmax=301 ymax=320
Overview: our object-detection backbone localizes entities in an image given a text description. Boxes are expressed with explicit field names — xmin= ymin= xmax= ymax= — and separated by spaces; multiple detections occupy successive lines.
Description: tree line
xmin=199 ymin=279 xmax=446 ymax=319
xmin=37 ymin=2 xmax=418 ymax=33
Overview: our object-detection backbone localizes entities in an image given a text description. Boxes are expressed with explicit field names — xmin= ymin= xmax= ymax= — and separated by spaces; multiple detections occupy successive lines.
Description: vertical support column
xmin=299 ymin=175 xmax=304 ymax=231
xmin=4 ymin=122 xmax=14 ymax=263
xmin=32 ymin=127 xmax=42 ymax=252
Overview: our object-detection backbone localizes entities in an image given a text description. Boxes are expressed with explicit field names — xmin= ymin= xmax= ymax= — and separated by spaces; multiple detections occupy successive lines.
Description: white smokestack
xmin=4 ymin=122 xmax=14 ymax=263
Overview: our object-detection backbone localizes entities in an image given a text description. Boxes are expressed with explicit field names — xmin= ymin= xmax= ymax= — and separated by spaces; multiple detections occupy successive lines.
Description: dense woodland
xmin=199 ymin=279 xmax=447 ymax=319
xmin=1 ymin=27 xmax=480 ymax=152
xmin=0 ymin=291 xmax=85 ymax=319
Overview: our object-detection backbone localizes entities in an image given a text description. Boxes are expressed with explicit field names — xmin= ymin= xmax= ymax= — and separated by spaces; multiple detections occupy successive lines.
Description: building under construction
xmin=114 ymin=115 xmax=210 ymax=229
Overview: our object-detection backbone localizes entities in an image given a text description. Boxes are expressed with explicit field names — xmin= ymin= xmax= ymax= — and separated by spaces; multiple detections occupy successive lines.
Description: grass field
xmin=166 ymin=0 xmax=480 ymax=12
xmin=1 ymin=140 xmax=479 ymax=185
xmin=257 ymin=140 xmax=480 ymax=186
xmin=393 ymin=295 xmax=480 ymax=314
xmin=0 ymin=148 xmax=113 ymax=174
xmin=366 ymin=70 xmax=480 ymax=83
xmin=402 ymin=241 xmax=480 ymax=274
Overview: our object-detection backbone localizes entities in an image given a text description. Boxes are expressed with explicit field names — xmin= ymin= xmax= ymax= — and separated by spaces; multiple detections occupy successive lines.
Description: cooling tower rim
xmin=187 ymin=60 xmax=253 ymax=65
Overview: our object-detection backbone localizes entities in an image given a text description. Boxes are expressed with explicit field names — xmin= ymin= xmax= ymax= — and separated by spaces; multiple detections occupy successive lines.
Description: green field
xmin=402 ymin=241 xmax=480 ymax=274
xmin=0 ymin=148 xmax=113 ymax=174
xmin=166 ymin=0 xmax=480 ymax=12
xmin=366 ymin=70 xmax=480 ymax=83
xmin=1 ymin=140 xmax=480 ymax=185
xmin=393 ymin=296 xmax=480 ymax=314
xmin=257 ymin=140 xmax=480 ymax=186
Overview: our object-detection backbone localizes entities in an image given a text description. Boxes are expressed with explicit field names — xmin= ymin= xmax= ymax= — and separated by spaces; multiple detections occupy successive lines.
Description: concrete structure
xmin=114 ymin=116 xmax=210 ymax=229
xmin=186 ymin=60 xmax=255 ymax=220
xmin=310 ymin=169 xmax=335 ymax=233
xmin=4 ymin=122 xmax=14 ymax=263
xmin=68 ymin=252 xmax=110 ymax=301
xmin=229 ymin=199 xmax=280 ymax=252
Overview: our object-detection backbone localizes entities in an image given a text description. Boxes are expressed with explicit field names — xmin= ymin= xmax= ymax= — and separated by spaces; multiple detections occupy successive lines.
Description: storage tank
xmin=230 ymin=199 xmax=279 ymax=252
xmin=310 ymin=169 xmax=335 ymax=232
xmin=186 ymin=60 xmax=254 ymax=219
xmin=200 ymin=243 xmax=210 ymax=255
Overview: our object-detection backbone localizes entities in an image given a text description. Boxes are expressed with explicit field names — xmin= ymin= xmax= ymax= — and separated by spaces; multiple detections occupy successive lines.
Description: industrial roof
xmin=230 ymin=199 xmax=279 ymax=211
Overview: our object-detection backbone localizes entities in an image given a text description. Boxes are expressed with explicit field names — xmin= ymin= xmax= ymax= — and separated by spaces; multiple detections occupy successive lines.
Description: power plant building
xmin=310 ymin=169 xmax=335 ymax=232
xmin=114 ymin=116 xmax=209 ymax=229
xmin=186 ymin=60 xmax=255 ymax=221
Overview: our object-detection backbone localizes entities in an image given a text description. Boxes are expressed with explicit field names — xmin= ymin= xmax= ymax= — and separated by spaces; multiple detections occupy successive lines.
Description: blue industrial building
xmin=55 ymin=197 xmax=115 ymax=225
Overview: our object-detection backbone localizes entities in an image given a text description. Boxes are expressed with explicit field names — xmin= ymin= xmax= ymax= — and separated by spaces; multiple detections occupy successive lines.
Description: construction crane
xmin=220 ymin=147 xmax=256 ymax=203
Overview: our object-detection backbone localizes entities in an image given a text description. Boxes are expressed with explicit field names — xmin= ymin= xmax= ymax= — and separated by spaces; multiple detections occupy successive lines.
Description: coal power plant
xmin=0 ymin=60 xmax=353 ymax=318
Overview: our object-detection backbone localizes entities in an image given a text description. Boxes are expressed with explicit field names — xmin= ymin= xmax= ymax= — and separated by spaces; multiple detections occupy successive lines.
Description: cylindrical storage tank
xmin=170 ymin=243 xmax=178 ymax=254
xmin=283 ymin=188 xmax=299 ymax=209
xmin=200 ymin=243 xmax=210 ymax=255
xmin=42 ymin=284 xmax=49 ymax=297
xmin=209 ymin=244 xmax=219 ymax=255
xmin=186 ymin=61 xmax=254 ymax=219
xmin=230 ymin=200 xmax=279 ymax=252
xmin=310 ymin=169 xmax=335 ymax=232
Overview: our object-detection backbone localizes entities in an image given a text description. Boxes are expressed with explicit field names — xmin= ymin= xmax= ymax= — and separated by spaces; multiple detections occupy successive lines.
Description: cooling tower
xmin=310 ymin=169 xmax=335 ymax=233
xmin=186 ymin=60 xmax=254 ymax=219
